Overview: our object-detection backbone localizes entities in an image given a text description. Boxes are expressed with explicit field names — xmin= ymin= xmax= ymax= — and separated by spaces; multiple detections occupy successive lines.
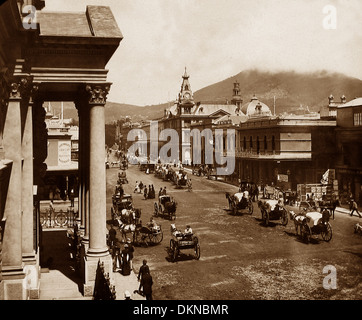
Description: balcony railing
xmin=40 ymin=208 xmax=78 ymax=229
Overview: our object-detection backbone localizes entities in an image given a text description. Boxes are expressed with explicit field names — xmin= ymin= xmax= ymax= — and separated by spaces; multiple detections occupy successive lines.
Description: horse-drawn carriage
xmin=257 ymin=199 xmax=289 ymax=226
xmin=112 ymin=193 xmax=133 ymax=212
xmin=172 ymin=169 xmax=188 ymax=188
xmin=225 ymin=191 xmax=253 ymax=215
xmin=192 ymin=165 xmax=206 ymax=176
xmin=160 ymin=164 xmax=174 ymax=181
xmin=117 ymin=171 xmax=128 ymax=184
xmin=119 ymin=159 xmax=128 ymax=170
xmin=154 ymin=195 xmax=177 ymax=220
xmin=289 ymin=208 xmax=332 ymax=243
xmin=169 ymin=224 xmax=200 ymax=262
xmin=133 ymin=222 xmax=163 ymax=247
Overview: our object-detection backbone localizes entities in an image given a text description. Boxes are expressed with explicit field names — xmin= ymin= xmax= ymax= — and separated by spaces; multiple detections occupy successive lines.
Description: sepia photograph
xmin=0 ymin=0 xmax=361 ymax=307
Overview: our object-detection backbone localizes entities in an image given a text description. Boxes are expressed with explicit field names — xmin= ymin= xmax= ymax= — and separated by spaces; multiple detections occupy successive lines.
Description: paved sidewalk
xmin=37 ymin=229 xmax=145 ymax=300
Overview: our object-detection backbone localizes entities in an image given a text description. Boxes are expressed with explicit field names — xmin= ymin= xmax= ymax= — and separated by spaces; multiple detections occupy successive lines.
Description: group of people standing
xmin=143 ymin=184 xmax=155 ymax=200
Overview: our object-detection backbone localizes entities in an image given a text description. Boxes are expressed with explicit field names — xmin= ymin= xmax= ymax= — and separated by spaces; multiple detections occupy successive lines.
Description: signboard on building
xmin=277 ymin=174 xmax=288 ymax=182
xmin=58 ymin=141 xmax=71 ymax=166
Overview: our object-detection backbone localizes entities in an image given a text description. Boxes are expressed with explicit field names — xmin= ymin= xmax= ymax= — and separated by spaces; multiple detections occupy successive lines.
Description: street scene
xmin=106 ymin=152 xmax=362 ymax=300
xmin=1 ymin=0 xmax=362 ymax=302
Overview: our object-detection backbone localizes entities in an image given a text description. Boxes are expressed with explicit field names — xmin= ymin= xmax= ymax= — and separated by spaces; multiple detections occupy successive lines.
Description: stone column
xmin=2 ymin=75 xmax=31 ymax=300
xmin=81 ymin=84 xmax=112 ymax=296
xmin=21 ymin=86 xmax=40 ymax=299
xmin=75 ymin=105 xmax=84 ymax=234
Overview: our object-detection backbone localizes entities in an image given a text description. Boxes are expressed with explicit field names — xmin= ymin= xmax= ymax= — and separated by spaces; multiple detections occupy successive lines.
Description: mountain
xmin=59 ymin=69 xmax=362 ymax=122
xmin=193 ymin=69 xmax=362 ymax=114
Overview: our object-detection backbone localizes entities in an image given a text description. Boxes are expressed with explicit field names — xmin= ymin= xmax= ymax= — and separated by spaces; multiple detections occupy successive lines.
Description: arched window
xmin=243 ymin=137 xmax=246 ymax=151
xmin=256 ymin=136 xmax=260 ymax=154
xmin=250 ymin=136 xmax=253 ymax=150
xmin=272 ymin=136 xmax=275 ymax=153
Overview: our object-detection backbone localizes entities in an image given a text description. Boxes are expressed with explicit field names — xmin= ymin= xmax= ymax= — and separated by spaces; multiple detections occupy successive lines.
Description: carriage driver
xmin=184 ymin=225 xmax=193 ymax=235
xmin=147 ymin=217 xmax=158 ymax=230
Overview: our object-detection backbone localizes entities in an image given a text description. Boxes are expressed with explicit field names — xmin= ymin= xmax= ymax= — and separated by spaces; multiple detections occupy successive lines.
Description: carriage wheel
xmin=301 ymin=224 xmax=311 ymax=244
xmin=135 ymin=230 xmax=148 ymax=247
xmin=281 ymin=208 xmax=288 ymax=226
xmin=149 ymin=229 xmax=163 ymax=245
xmin=321 ymin=222 xmax=333 ymax=242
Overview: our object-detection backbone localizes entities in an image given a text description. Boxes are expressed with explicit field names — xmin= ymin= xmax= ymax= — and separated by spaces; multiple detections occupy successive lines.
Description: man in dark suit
xmin=137 ymin=259 xmax=149 ymax=294
xmin=141 ymin=271 xmax=153 ymax=300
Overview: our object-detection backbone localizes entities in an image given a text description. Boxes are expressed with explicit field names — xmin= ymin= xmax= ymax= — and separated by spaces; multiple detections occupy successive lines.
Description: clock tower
xmin=177 ymin=67 xmax=194 ymax=115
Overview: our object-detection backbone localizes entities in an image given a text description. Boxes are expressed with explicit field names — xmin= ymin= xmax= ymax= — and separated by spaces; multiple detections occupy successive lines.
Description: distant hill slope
xmin=194 ymin=69 xmax=362 ymax=114
xmin=60 ymin=69 xmax=362 ymax=123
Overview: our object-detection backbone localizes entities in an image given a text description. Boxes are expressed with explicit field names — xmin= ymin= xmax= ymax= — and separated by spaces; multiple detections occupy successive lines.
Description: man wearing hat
xmin=184 ymin=225 xmax=193 ymax=234
xmin=137 ymin=259 xmax=150 ymax=295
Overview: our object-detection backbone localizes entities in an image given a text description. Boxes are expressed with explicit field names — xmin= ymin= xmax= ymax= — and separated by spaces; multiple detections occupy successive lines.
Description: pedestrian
xmin=126 ymin=238 xmax=134 ymax=271
xmin=69 ymin=188 xmax=75 ymax=207
xmin=108 ymin=224 xmax=117 ymax=248
xmin=163 ymin=187 xmax=167 ymax=195
xmin=138 ymin=259 xmax=150 ymax=295
xmin=121 ymin=243 xmax=131 ymax=275
xmin=350 ymin=199 xmax=361 ymax=218
xmin=141 ymin=271 xmax=153 ymax=300
xmin=159 ymin=187 xmax=163 ymax=197
xmin=331 ymin=197 xmax=340 ymax=220
xmin=144 ymin=186 xmax=148 ymax=200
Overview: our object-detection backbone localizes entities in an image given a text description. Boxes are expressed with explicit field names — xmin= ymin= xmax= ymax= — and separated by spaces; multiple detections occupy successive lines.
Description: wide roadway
xmin=106 ymin=162 xmax=362 ymax=300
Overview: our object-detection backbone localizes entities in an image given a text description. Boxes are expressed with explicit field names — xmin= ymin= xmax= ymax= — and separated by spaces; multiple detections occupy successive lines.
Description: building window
xmin=354 ymin=112 xmax=362 ymax=126
xmin=250 ymin=136 xmax=253 ymax=151
xmin=272 ymin=136 xmax=275 ymax=152
xmin=243 ymin=137 xmax=246 ymax=150
xmin=264 ymin=136 xmax=267 ymax=151
xmin=256 ymin=136 xmax=260 ymax=154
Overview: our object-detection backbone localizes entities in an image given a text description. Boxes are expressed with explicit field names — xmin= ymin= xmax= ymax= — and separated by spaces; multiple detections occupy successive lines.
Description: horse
xmin=225 ymin=192 xmax=235 ymax=209
xmin=119 ymin=209 xmax=136 ymax=225
xmin=164 ymin=200 xmax=177 ymax=218
xmin=118 ymin=221 xmax=136 ymax=243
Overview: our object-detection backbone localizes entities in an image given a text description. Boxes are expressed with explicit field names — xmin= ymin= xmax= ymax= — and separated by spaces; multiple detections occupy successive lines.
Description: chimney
xmin=340 ymin=95 xmax=346 ymax=103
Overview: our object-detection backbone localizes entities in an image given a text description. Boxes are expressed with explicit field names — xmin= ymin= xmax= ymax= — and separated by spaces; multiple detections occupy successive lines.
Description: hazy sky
xmin=42 ymin=0 xmax=362 ymax=106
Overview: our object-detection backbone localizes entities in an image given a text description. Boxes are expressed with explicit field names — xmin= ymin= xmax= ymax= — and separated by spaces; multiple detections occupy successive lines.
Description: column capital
xmin=84 ymin=83 xmax=112 ymax=106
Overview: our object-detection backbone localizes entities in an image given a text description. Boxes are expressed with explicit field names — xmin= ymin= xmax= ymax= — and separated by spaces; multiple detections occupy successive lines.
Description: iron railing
xmin=40 ymin=208 xmax=78 ymax=229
